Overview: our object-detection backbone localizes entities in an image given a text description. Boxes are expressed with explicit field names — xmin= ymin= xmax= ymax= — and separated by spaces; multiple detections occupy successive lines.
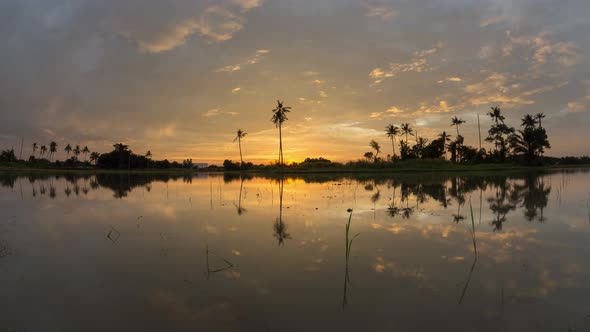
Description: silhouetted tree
xmin=64 ymin=144 xmax=72 ymax=158
xmin=369 ymin=140 xmax=381 ymax=163
xmin=271 ymin=100 xmax=291 ymax=167
xmin=82 ymin=146 xmax=90 ymax=161
xmin=32 ymin=142 xmax=38 ymax=157
xmin=49 ymin=141 xmax=57 ymax=161
xmin=233 ymin=129 xmax=247 ymax=168
xmin=385 ymin=124 xmax=400 ymax=161
xmin=451 ymin=116 xmax=466 ymax=136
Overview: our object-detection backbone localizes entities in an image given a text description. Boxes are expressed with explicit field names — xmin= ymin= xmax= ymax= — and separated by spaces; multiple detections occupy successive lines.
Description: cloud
xmin=231 ymin=87 xmax=241 ymax=93
xmin=365 ymin=4 xmax=398 ymax=21
xmin=369 ymin=106 xmax=405 ymax=119
xmin=216 ymin=49 xmax=270 ymax=72
xmin=503 ymin=32 xmax=581 ymax=68
xmin=370 ymin=43 xmax=441 ymax=84
xmin=202 ymin=108 xmax=221 ymax=117
xmin=217 ymin=64 xmax=241 ymax=72
xmin=480 ymin=16 xmax=511 ymax=28
xmin=301 ymin=71 xmax=320 ymax=77
xmin=567 ymin=101 xmax=585 ymax=113
xmin=319 ymin=91 xmax=328 ymax=98
xmin=114 ymin=2 xmax=264 ymax=53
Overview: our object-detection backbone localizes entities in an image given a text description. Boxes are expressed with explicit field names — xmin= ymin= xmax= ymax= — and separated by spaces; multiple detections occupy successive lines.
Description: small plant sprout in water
xmin=343 ymin=208 xmax=360 ymax=308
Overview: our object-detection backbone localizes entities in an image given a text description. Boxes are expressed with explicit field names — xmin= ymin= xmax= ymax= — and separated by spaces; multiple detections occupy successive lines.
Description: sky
xmin=0 ymin=0 xmax=589 ymax=164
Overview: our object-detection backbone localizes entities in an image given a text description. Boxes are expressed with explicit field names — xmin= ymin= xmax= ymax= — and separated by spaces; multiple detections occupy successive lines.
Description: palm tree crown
xmin=401 ymin=123 xmax=413 ymax=142
xmin=451 ymin=116 xmax=466 ymax=136
xmin=488 ymin=106 xmax=505 ymax=124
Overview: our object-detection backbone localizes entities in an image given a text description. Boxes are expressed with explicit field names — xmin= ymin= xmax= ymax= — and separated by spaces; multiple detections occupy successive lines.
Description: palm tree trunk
xmin=239 ymin=137 xmax=244 ymax=169
xmin=391 ymin=137 xmax=395 ymax=162
xmin=279 ymin=124 xmax=283 ymax=167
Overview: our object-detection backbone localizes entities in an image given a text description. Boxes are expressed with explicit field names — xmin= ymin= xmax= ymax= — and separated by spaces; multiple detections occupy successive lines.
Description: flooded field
xmin=1 ymin=170 xmax=589 ymax=331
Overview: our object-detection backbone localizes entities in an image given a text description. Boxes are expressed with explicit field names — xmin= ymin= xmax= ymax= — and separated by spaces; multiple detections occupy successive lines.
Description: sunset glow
xmin=1 ymin=0 xmax=589 ymax=164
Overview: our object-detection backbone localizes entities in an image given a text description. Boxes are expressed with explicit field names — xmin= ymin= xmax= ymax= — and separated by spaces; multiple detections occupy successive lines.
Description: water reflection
xmin=1 ymin=169 xmax=590 ymax=331
xmin=0 ymin=172 xmax=558 ymax=230
xmin=273 ymin=177 xmax=291 ymax=245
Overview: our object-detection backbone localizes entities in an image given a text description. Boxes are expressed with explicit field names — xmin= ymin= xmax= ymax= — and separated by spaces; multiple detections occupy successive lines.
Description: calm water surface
xmin=1 ymin=170 xmax=590 ymax=331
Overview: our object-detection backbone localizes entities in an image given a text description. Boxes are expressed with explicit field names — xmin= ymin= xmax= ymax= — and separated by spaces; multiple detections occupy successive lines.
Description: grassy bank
xmin=3 ymin=159 xmax=585 ymax=175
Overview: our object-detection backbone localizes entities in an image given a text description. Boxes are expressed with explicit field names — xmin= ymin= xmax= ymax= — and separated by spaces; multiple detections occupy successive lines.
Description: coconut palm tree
xmin=535 ymin=113 xmax=546 ymax=128
xmin=488 ymin=106 xmax=505 ymax=124
xmin=271 ymin=100 xmax=291 ymax=167
xmin=82 ymin=146 xmax=90 ymax=161
xmin=73 ymin=145 xmax=81 ymax=160
xmin=369 ymin=140 xmax=381 ymax=163
xmin=32 ymin=143 xmax=38 ymax=157
xmin=64 ymin=144 xmax=72 ymax=158
xmin=451 ymin=116 xmax=466 ymax=136
xmin=521 ymin=114 xmax=537 ymax=128
xmin=385 ymin=124 xmax=400 ymax=161
xmin=233 ymin=129 xmax=247 ymax=168
xmin=39 ymin=145 xmax=47 ymax=159
xmin=113 ymin=143 xmax=129 ymax=152
xmin=49 ymin=141 xmax=57 ymax=161
xmin=89 ymin=152 xmax=100 ymax=165
xmin=401 ymin=123 xmax=413 ymax=142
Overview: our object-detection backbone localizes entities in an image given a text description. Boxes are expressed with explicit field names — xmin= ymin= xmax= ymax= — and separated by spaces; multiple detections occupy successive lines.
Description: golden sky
xmin=0 ymin=0 xmax=589 ymax=163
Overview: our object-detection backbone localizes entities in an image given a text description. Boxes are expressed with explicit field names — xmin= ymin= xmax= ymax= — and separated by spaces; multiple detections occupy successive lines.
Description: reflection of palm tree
xmin=235 ymin=176 xmax=247 ymax=215
xmin=233 ymin=129 xmax=247 ymax=168
xmin=273 ymin=178 xmax=291 ymax=245
xmin=385 ymin=124 xmax=400 ymax=161
xmin=271 ymin=101 xmax=291 ymax=167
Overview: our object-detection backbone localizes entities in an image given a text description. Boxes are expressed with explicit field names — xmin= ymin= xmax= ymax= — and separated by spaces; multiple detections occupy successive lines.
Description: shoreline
xmin=1 ymin=163 xmax=589 ymax=175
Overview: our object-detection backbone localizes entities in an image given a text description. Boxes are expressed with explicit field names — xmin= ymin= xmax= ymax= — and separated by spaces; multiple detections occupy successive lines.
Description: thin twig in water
xmin=458 ymin=201 xmax=478 ymax=304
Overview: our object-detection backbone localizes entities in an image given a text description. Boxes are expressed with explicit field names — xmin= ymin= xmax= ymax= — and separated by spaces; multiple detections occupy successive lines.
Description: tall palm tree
xmin=451 ymin=116 xmax=466 ymax=136
xmin=73 ymin=145 xmax=81 ymax=160
xmin=64 ymin=144 xmax=72 ymax=158
xmin=233 ymin=129 xmax=247 ymax=168
xmin=40 ymin=145 xmax=47 ymax=159
xmin=271 ymin=100 xmax=291 ymax=167
xmin=369 ymin=140 xmax=381 ymax=163
xmin=488 ymin=106 xmax=505 ymax=124
xmin=49 ymin=141 xmax=57 ymax=161
xmin=385 ymin=124 xmax=400 ymax=161
xmin=535 ymin=112 xmax=546 ymax=128
xmin=401 ymin=123 xmax=413 ymax=142
xmin=82 ymin=146 xmax=90 ymax=161
xmin=521 ymin=114 xmax=537 ymax=128
xmin=89 ymin=152 xmax=100 ymax=165
xmin=32 ymin=143 xmax=38 ymax=157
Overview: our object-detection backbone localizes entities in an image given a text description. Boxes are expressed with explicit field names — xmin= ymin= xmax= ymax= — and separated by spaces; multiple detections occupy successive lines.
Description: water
xmin=1 ymin=170 xmax=589 ymax=331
